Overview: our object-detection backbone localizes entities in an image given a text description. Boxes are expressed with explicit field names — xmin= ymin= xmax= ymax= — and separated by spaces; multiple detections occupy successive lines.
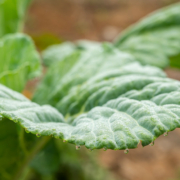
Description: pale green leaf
xmin=42 ymin=40 xmax=101 ymax=67
xmin=33 ymin=44 xmax=166 ymax=109
xmin=0 ymin=33 xmax=41 ymax=92
xmin=42 ymin=42 xmax=77 ymax=66
xmin=33 ymin=43 xmax=137 ymax=105
xmin=1 ymin=77 xmax=180 ymax=151
xmin=114 ymin=3 xmax=180 ymax=68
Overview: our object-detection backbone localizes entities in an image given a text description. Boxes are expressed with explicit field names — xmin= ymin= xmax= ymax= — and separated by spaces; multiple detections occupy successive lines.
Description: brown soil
xmin=25 ymin=0 xmax=179 ymax=42
xmin=25 ymin=1 xmax=180 ymax=180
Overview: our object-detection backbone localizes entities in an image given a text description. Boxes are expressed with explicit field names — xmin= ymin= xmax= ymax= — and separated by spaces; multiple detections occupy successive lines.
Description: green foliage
xmin=42 ymin=40 xmax=101 ymax=67
xmin=34 ymin=43 xmax=166 ymax=107
xmin=0 ymin=33 xmax=41 ymax=92
xmin=1 ymin=1 xmax=180 ymax=179
xmin=1 ymin=62 xmax=180 ymax=151
xmin=42 ymin=42 xmax=77 ymax=67
xmin=0 ymin=84 xmax=115 ymax=179
xmin=0 ymin=0 xmax=31 ymax=37
xmin=115 ymin=2 xmax=180 ymax=68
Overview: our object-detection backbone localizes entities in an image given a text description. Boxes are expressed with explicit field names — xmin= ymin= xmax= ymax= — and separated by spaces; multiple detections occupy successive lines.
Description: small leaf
xmin=0 ymin=33 xmax=41 ymax=92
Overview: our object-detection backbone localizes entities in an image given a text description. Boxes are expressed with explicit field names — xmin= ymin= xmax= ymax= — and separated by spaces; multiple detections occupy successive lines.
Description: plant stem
xmin=13 ymin=136 xmax=51 ymax=180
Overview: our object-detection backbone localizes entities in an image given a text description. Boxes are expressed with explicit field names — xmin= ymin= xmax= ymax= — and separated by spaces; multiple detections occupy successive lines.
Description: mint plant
xmin=0 ymin=1 xmax=180 ymax=179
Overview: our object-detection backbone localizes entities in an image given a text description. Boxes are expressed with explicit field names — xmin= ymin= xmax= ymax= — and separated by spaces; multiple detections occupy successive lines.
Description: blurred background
xmin=24 ymin=0 xmax=180 ymax=180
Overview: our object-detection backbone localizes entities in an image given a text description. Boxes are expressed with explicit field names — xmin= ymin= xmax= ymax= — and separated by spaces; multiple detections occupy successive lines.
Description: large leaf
xmin=0 ymin=33 xmax=41 ymax=92
xmin=114 ymin=3 xmax=180 ymax=68
xmin=0 ymin=0 xmax=31 ymax=37
xmin=33 ymin=43 xmax=138 ymax=105
xmin=1 ymin=75 xmax=180 ymax=152
xmin=31 ymin=44 xmax=180 ymax=152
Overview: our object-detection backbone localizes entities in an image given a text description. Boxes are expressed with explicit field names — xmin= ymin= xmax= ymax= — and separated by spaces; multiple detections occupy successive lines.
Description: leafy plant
xmin=0 ymin=1 xmax=180 ymax=180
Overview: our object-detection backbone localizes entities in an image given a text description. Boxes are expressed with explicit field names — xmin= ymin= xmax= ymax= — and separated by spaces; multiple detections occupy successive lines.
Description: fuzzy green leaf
xmin=33 ymin=44 xmax=166 ymax=109
xmin=31 ymin=45 xmax=180 ymax=151
xmin=42 ymin=42 xmax=77 ymax=66
xmin=1 ymin=76 xmax=180 ymax=151
xmin=33 ymin=43 xmax=137 ymax=105
xmin=114 ymin=3 xmax=180 ymax=68
xmin=0 ymin=33 xmax=41 ymax=92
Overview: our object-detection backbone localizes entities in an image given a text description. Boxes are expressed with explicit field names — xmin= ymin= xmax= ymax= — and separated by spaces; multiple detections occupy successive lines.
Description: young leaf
xmin=0 ymin=0 xmax=31 ymax=37
xmin=0 ymin=33 xmax=41 ymax=92
xmin=114 ymin=3 xmax=180 ymax=68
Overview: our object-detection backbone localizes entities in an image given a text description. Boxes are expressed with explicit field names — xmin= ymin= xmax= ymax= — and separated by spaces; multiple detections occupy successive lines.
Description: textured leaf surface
xmin=115 ymin=3 xmax=180 ymax=68
xmin=33 ymin=44 xmax=137 ymax=105
xmin=0 ymin=0 xmax=31 ymax=37
xmin=31 ymin=43 xmax=180 ymax=151
xmin=0 ymin=33 xmax=41 ymax=91
xmin=2 ymin=75 xmax=180 ymax=151
xmin=34 ymin=44 xmax=166 ymax=108
xmin=42 ymin=42 xmax=77 ymax=66
xmin=42 ymin=40 xmax=101 ymax=66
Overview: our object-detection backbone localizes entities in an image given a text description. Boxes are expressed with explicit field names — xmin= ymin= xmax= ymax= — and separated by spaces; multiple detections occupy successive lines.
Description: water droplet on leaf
xmin=124 ymin=149 xmax=129 ymax=154
xmin=76 ymin=145 xmax=81 ymax=150
xmin=149 ymin=141 xmax=154 ymax=146
xmin=164 ymin=132 xmax=168 ymax=136
xmin=36 ymin=134 xmax=40 ymax=138
xmin=25 ymin=129 xmax=29 ymax=133
xmin=103 ymin=148 xmax=107 ymax=151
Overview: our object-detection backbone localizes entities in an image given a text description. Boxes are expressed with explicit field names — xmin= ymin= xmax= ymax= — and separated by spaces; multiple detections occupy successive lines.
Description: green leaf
xmin=0 ymin=0 xmax=31 ymax=37
xmin=0 ymin=33 xmax=41 ymax=92
xmin=32 ymin=44 xmax=180 ymax=151
xmin=1 ymin=76 xmax=180 ymax=151
xmin=0 ymin=84 xmax=111 ymax=179
xmin=42 ymin=40 xmax=101 ymax=67
xmin=0 ymin=84 xmax=61 ymax=180
xmin=34 ymin=44 xmax=136 ymax=105
xmin=42 ymin=42 xmax=77 ymax=67
xmin=33 ymin=43 xmax=166 ymax=108
xmin=114 ymin=3 xmax=180 ymax=68
xmin=30 ymin=140 xmax=60 ymax=175
xmin=76 ymin=40 xmax=101 ymax=50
